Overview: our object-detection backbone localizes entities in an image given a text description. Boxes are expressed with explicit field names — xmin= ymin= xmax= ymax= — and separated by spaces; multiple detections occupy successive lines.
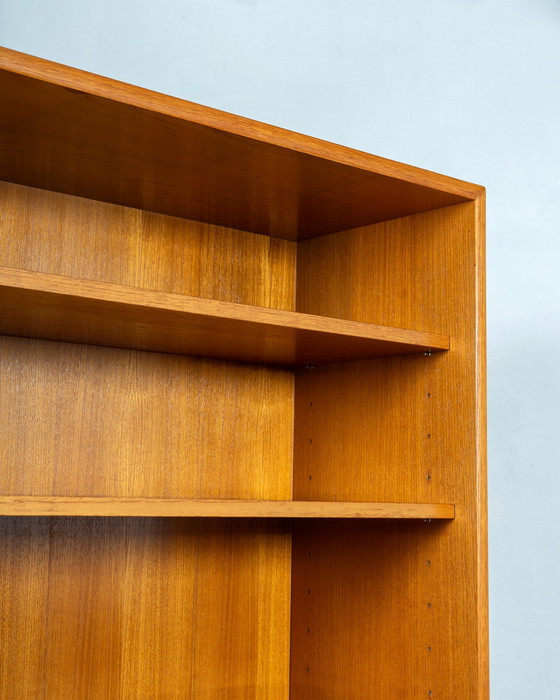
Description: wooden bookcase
xmin=0 ymin=47 xmax=487 ymax=699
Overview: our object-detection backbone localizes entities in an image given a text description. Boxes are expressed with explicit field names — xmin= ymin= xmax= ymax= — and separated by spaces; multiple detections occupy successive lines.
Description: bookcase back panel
xmin=0 ymin=181 xmax=296 ymax=310
xmin=291 ymin=520 xmax=478 ymax=699
xmin=0 ymin=517 xmax=291 ymax=699
xmin=0 ymin=336 xmax=294 ymax=499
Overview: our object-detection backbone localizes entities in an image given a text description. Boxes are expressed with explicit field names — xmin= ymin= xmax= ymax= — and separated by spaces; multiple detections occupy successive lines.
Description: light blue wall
xmin=2 ymin=1 xmax=559 ymax=696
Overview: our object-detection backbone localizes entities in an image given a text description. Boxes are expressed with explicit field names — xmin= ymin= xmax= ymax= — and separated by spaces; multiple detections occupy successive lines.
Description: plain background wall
xmin=1 ymin=0 xmax=559 ymax=696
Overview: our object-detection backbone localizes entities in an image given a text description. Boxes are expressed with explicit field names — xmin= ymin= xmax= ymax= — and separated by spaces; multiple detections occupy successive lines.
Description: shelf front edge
xmin=0 ymin=498 xmax=455 ymax=519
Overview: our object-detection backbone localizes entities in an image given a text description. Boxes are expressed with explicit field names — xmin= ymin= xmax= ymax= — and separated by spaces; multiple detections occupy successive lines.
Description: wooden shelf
xmin=0 ymin=267 xmax=449 ymax=365
xmin=0 ymin=497 xmax=455 ymax=519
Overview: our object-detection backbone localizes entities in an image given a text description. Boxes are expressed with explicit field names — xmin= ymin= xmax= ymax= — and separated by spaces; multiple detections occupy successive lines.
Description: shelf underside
xmin=0 ymin=48 xmax=483 ymax=240
xmin=0 ymin=267 xmax=449 ymax=365
xmin=0 ymin=497 xmax=454 ymax=519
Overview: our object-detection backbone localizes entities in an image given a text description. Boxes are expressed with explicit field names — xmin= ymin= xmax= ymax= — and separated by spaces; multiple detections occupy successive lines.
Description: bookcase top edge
xmin=0 ymin=46 xmax=484 ymax=239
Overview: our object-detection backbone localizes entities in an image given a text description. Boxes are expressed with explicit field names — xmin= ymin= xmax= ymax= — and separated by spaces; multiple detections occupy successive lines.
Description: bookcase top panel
xmin=0 ymin=47 xmax=483 ymax=241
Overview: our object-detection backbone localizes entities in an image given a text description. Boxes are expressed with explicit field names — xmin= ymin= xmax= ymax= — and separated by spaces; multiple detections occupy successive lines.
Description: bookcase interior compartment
xmin=0 ymin=335 xmax=294 ymax=501
xmin=291 ymin=519 xmax=480 ymax=699
xmin=0 ymin=517 xmax=292 ymax=699
xmin=0 ymin=180 xmax=297 ymax=309
xmin=0 ymin=180 xmax=448 ymax=365
xmin=293 ymin=201 xmax=481 ymax=505
xmin=0 ymin=46 xmax=487 ymax=700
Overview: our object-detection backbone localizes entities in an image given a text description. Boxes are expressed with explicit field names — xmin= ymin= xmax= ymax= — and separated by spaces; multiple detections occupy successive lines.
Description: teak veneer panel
xmin=0 ymin=497 xmax=454 ymax=519
xmin=291 ymin=520 xmax=477 ymax=699
xmin=0 ymin=267 xmax=448 ymax=365
xmin=292 ymin=200 xmax=487 ymax=697
xmin=294 ymin=202 xmax=481 ymax=503
xmin=0 ymin=517 xmax=291 ymax=699
xmin=0 ymin=47 xmax=483 ymax=240
xmin=0 ymin=180 xmax=296 ymax=311
xmin=0 ymin=336 xmax=294 ymax=500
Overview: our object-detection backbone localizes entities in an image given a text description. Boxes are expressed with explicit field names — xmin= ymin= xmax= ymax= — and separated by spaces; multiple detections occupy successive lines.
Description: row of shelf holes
xmin=303 ymin=374 xmax=436 ymax=686
xmin=306 ymin=546 xmax=312 ymax=670
xmin=427 ymin=382 xmax=434 ymax=696
xmin=308 ymin=398 xmax=313 ymax=481
xmin=426 ymin=404 xmax=432 ymax=482
xmin=427 ymin=515 xmax=433 ymax=696
xmin=301 ymin=566 xmax=435 ymax=679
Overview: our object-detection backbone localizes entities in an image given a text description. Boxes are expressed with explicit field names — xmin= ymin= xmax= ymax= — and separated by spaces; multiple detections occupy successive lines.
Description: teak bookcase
xmin=0 ymin=47 xmax=487 ymax=699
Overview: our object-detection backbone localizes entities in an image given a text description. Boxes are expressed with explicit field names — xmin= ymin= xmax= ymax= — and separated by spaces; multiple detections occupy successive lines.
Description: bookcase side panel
xmin=0 ymin=517 xmax=291 ymax=699
xmin=292 ymin=200 xmax=488 ymax=698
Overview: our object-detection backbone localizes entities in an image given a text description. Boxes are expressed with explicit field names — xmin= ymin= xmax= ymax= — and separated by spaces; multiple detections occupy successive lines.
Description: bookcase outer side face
xmin=291 ymin=198 xmax=488 ymax=698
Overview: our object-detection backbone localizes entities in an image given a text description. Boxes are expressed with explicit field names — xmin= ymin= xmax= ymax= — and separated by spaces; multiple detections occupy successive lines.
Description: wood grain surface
xmin=0 ymin=180 xmax=296 ymax=310
xmin=294 ymin=202 xmax=480 ymax=502
xmin=0 ymin=497 xmax=454 ymax=519
xmin=0 ymin=47 xmax=483 ymax=240
xmin=0 ymin=266 xmax=449 ymax=365
xmin=0 ymin=517 xmax=291 ymax=699
xmin=291 ymin=520 xmax=475 ymax=698
xmin=0 ymin=336 xmax=294 ymax=500
xmin=0 ymin=47 xmax=487 ymax=700
xmin=291 ymin=200 xmax=488 ymax=698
